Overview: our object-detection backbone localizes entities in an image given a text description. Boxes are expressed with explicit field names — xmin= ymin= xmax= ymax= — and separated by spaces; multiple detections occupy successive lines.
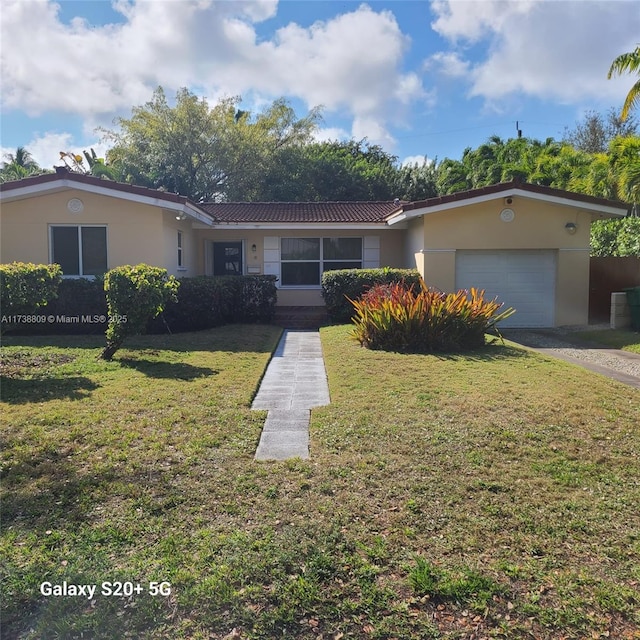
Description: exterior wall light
xmin=565 ymin=222 xmax=577 ymax=234
xmin=175 ymin=213 xmax=187 ymax=221
xmin=251 ymin=243 xmax=257 ymax=253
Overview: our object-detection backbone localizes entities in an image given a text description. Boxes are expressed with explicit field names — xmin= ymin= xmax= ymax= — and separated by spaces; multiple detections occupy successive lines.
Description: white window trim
xmin=49 ymin=224 xmax=108 ymax=278
xmin=279 ymin=237 xmax=364 ymax=289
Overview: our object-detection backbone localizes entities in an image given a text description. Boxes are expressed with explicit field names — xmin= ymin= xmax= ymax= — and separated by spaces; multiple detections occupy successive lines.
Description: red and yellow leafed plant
xmin=348 ymin=280 xmax=514 ymax=353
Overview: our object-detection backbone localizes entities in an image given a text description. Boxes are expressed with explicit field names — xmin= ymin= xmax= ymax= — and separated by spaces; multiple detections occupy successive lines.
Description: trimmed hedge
xmin=148 ymin=275 xmax=277 ymax=333
xmin=322 ymin=267 xmax=422 ymax=323
xmin=1 ymin=263 xmax=63 ymax=334
xmin=2 ymin=274 xmax=277 ymax=335
xmin=1 ymin=278 xmax=108 ymax=335
xmin=0 ymin=261 xmax=62 ymax=313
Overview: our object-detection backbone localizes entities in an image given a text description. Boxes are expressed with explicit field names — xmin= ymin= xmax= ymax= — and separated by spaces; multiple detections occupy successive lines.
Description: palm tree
xmin=608 ymin=46 xmax=640 ymax=121
xmin=608 ymin=135 xmax=640 ymax=206
xmin=0 ymin=147 xmax=42 ymax=182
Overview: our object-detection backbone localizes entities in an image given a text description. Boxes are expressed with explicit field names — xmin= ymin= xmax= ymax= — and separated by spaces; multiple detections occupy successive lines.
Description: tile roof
xmin=398 ymin=180 xmax=629 ymax=214
xmin=201 ymin=201 xmax=400 ymax=223
xmin=0 ymin=167 xmax=193 ymax=206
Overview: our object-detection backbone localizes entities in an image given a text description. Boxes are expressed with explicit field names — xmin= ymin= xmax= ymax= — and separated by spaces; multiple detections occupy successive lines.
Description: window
xmin=280 ymin=237 xmax=362 ymax=286
xmin=51 ymin=226 xmax=107 ymax=276
xmin=177 ymin=231 xmax=184 ymax=268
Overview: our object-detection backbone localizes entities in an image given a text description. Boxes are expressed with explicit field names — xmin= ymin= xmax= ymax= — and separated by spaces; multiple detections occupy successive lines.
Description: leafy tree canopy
xmin=104 ymin=87 xmax=322 ymax=202
xmin=563 ymin=108 xmax=638 ymax=154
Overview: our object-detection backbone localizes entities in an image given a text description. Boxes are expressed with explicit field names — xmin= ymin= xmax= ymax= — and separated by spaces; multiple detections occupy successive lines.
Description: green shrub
xmin=3 ymin=277 xmax=107 ymax=335
xmin=321 ymin=267 xmax=422 ymax=323
xmin=238 ymin=275 xmax=278 ymax=323
xmin=350 ymin=281 xmax=514 ymax=353
xmin=149 ymin=275 xmax=277 ymax=333
xmin=0 ymin=262 xmax=62 ymax=314
xmin=0 ymin=262 xmax=62 ymax=332
xmin=101 ymin=265 xmax=179 ymax=360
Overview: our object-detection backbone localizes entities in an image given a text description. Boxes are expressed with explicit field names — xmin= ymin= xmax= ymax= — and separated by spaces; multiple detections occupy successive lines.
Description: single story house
xmin=0 ymin=167 xmax=629 ymax=327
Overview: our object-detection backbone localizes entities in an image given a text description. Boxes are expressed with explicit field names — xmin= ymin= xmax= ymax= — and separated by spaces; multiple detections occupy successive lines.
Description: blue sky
xmin=1 ymin=0 xmax=639 ymax=172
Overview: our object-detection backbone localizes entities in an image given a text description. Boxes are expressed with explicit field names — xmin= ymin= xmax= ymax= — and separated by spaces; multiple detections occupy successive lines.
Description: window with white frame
xmin=280 ymin=237 xmax=362 ymax=286
xmin=177 ymin=230 xmax=184 ymax=268
xmin=50 ymin=226 xmax=107 ymax=276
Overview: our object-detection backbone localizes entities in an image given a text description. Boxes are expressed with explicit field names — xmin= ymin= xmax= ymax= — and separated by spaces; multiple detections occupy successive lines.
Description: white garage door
xmin=455 ymin=250 xmax=556 ymax=328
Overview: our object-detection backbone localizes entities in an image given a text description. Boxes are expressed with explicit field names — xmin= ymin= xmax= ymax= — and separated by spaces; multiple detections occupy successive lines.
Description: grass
xmin=572 ymin=327 xmax=640 ymax=353
xmin=2 ymin=324 xmax=640 ymax=639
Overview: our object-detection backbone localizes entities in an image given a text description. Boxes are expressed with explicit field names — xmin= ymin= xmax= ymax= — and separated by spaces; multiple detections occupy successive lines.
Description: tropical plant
xmin=608 ymin=45 xmax=640 ymax=121
xmin=58 ymin=149 xmax=118 ymax=179
xmin=322 ymin=268 xmax=422 ymax=323
xmin=0 ymin=147 xmax=43 ymax=182
xmin=349 ymin=281 xmax=514 ymax=353
xmin=608 ymin=135 xmax=640 ymax=204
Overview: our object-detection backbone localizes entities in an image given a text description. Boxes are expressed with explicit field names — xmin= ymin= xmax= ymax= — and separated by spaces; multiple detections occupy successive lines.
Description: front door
xmin=213 ymin=242 xmax=243 ymax=276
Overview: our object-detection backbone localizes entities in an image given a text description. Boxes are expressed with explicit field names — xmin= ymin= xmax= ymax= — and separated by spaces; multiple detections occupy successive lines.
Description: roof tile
xmin=201 ymin=201 xmax=399 ymax=223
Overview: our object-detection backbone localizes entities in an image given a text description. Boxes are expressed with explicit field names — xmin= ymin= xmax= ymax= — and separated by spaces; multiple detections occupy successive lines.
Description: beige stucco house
xmin=0 ymin=168 xmax=628 ymax=327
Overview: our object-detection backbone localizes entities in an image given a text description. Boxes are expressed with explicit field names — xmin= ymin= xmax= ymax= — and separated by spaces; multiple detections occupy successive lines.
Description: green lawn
xmin=1 ymin=325 xmax=639 ymax=639
xmin=573 ymin=328 xmax=640 ymax=354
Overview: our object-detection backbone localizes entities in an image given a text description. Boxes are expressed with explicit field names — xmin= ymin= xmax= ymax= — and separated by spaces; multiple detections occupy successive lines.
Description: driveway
xmin=503 ymin=328 xmax=640 ymax=390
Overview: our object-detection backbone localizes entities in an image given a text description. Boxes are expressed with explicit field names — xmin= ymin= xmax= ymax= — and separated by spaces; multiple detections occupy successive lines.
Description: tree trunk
xmin=99 ymin=340 xmax=120 ymax=361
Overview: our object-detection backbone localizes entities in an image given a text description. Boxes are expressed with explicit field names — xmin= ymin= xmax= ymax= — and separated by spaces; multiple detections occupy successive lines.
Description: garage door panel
xmin=456 ymin=250 xmax=556 ymax=328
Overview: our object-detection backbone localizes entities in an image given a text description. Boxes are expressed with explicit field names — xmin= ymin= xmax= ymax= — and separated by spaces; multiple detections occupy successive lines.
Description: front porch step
xmin=272 ymin=306 xmax=330 ymax=329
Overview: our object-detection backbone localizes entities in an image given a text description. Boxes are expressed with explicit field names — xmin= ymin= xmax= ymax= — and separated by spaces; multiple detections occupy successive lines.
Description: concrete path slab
xmin=252 ymin=330 xmax=330 ymax=461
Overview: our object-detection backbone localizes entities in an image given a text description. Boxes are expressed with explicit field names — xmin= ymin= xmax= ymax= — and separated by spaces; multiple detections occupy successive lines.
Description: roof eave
xmin=387 ymin=187 xmax=629 ymax=225
xmin=0 ymin=176 xmax=216 ymax=224
xmin=209 ymin=221 xmax=393 ymax=230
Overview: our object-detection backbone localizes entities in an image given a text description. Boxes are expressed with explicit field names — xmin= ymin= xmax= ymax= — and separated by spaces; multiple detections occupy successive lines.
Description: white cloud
xmin=424 ymin=52 xmax=470 ymax=78
xmin=0 ymin=1 xmax=427 ymax=149
xmin=313 ymin=127 xmax=351 ymax=143
xmin=429 ymin=0 xmax=640 ymax=106
xmin=401 ymin=155 xmax=433 ymax=167
xmin=430 ymin=0 xmax=535 ymax=43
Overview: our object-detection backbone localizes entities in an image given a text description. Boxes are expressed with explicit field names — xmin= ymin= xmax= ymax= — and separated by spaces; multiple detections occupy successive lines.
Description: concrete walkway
xmin=252 ymin=330 xmax=330 ymax=460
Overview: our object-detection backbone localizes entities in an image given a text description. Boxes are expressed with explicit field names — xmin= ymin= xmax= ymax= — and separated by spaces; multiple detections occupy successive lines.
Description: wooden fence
xmin=589 ymin=257 xmax=640 ymax=322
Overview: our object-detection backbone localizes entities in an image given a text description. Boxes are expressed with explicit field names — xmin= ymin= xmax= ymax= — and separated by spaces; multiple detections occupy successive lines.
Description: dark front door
xmin=213 ymin=242 xmax=243 ymax=276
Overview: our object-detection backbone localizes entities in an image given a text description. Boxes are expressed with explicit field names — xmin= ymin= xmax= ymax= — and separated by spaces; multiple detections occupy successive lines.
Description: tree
xmin=608 ymin=45 xmax=640 ymax=121
xmin=104 ymin=87 xmax=322 ymax=202
xmin=608 ymin=135 xmax=640 ymax=205
xmin=393 ymin=158 xmax=438 ymax=201
xmin=563 ymin=108 xmax=638 ymax=153
xmin=298 ymin=140 xmax=399 ymax=201
xmin=0 ymin=147 xmax=43 ymax=182
xmin=227 ymin=138 xmax=403 ymax=202
xmin=434 ymin=136 xmax=568 ymax=194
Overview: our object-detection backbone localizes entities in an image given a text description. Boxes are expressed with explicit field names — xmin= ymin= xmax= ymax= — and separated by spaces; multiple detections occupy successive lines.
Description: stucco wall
xmin=162 ymin=212 xmax=199 ymax=278
xmin=0 ymin=189 xmax=201 ymax=276
xmin=409 ymin=196 xmax=595 ymax=325
xmin=196 ymin=227 xmax=406 ymax=306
